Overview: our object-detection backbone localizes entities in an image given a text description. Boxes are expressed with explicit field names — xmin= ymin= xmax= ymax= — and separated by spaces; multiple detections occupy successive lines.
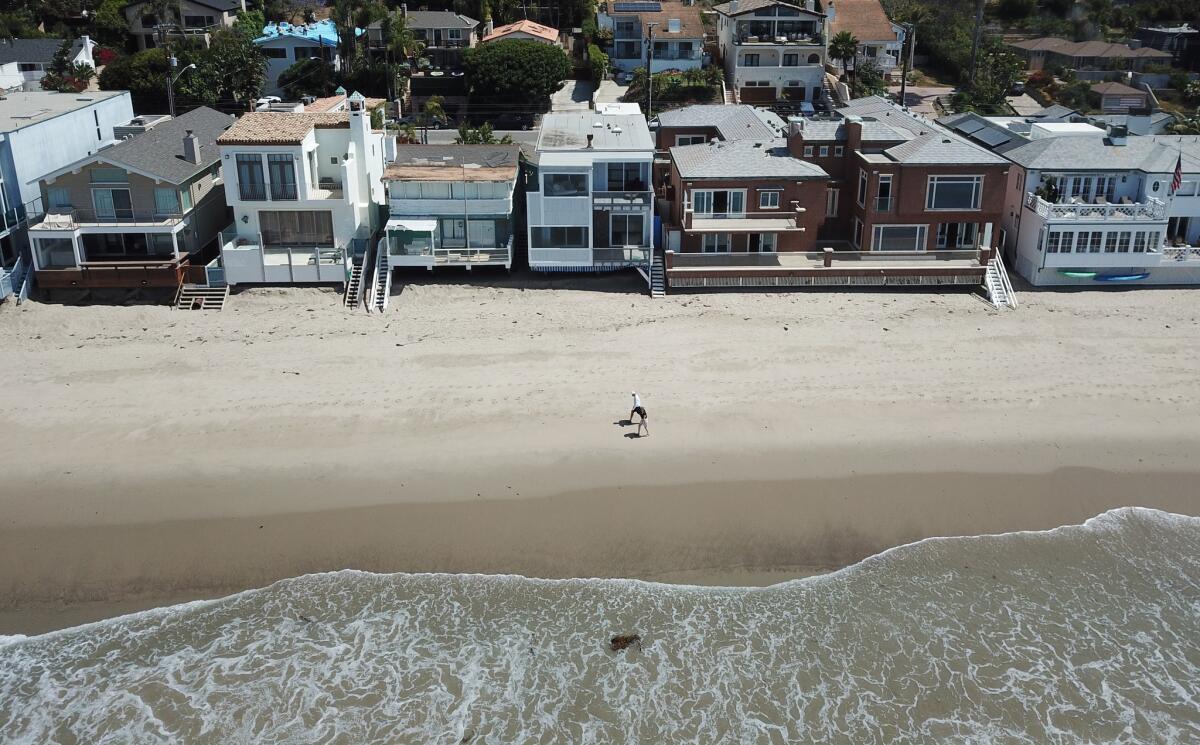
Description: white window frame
xmin=610 ymin=212 xmax=644 ymax=247
xmin=803 ymin=145 xmax=813 ymax=157
xmin=834 ymin=146 xmax=844 ymax=156
xmin=852 ymin=217 xmax=863 ymax=248
xmin=826 ymin=187 xmax=839 ymax=217
xmin=675 ymin=134 xmax=707 ymax=146
xmin=857 ymin=168 xmax=867 ymax=207
xmin=701 ymin=233 xmax=731 ymax=253
xmin=691 ymin=188 xmax=746 ymax=217
xmin=818 ymin=145 xmax=829 ymax=157
xmin=870 ymin=224 xmax=928 ymax=252
xmin=925 ymin=175 xmax=983 ymax=211
xmin=759 ymin=190 xmax=781 ymax=209
xmin=750 ymin=233 xmax=777 ymax=252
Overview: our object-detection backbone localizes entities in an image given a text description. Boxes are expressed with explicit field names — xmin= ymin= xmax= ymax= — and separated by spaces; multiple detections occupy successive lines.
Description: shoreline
xmin=3 ymin=461 xmax=1198 ymax=636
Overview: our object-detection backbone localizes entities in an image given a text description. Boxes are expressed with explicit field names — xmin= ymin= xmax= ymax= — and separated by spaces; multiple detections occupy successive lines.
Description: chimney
xmin=826 ymin=1 xmax=835 ymax=22
xmin=844 ymin=115 xmax=863 ymax=153
xmin=786 ymin=118 xmax=806 ymax=157
xmin=400 ymin=3 xmax=407 ymax=18
xmin=586 ymin=133 xmax=594 ymax=149
xmin=729 ymin=0 xmax=738 ymax=13
xmin=1107 ymin=124 xmax=1128 ymax=146
xmin=183 ymin=129 xmax=201 ymax=164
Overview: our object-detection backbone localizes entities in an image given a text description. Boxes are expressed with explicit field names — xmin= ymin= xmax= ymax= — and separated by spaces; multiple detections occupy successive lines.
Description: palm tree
xmin=420 ymin=95 xmax=446 ymax=143
xmin=829 ymin=31 xmax=860 ymax=87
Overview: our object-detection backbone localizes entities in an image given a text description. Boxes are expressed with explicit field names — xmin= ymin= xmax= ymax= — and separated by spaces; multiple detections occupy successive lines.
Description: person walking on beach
xmin=630 ymin=392 xmax=649 ymax=437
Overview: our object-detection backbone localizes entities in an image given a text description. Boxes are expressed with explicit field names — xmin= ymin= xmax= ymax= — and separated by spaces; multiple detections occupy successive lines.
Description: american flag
xmin=1170 ymin=153 xmax=1182 ymax=195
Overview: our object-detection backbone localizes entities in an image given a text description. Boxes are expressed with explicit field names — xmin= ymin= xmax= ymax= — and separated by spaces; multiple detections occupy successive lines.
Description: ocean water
xmin=1 ymin=507 xmax=1198 ymax=744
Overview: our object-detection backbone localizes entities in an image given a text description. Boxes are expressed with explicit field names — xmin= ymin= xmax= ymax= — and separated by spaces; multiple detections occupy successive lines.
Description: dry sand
xmin=1 ymin=273 xmax=1199 ymax=634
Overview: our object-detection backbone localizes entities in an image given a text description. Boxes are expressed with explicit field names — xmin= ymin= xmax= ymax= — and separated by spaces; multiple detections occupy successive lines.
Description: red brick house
xmin=659 ymin=96 xmax=1011 ymax=290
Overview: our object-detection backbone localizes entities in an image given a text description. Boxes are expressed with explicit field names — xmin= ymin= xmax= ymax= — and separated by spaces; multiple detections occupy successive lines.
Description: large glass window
xmin=259 ymin=210 xmax=334 ymax=246
xmin=749 ymin=233 xmax=777 ymax=252
xmin=926 ymin=176 xmax=982 ymax=211
xmin=47 ymin=187 xmax=71 ymax=210
xmin=606 ymin=163 xmax=644 ymax=191
xmin=440 ymin=218 xmax=466 ymax=248
xmin=268 ymin=154 xmax=298 ymax=200
xmin=531 ymin=226 xmax=588 ymax=248
xmin=153 ymin=187 xmax=180 ymax=216
xmin=759 ymin=191 xmax=781 ymax=209
xmin=92 ymin=188 xmax=132 ymax=219
xmin=610 ymin=214 xmax=644 ymax=246
xmin=871 ymin=224 xmax=927 ymax=251
xmin=692 ymin=189 xmax=745 ymax=216
xmin=237 ymin=154 xmax=266 ymax=201
xmin=543 ymin=173 xmax=588 ymax=197
xmin=701 ymin=233 xmax=731 ymax=253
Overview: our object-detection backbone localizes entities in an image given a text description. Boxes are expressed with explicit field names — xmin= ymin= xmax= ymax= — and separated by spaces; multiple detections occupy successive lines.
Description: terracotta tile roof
xmin=482 ymin=19 xmax=559 ymax=43
xmin=303 ymin=95 xmax=345 ymax=113
xmin=828 ymin=0 xmax=897 ymax=43
xmin=613 ymin=1 xmax=705 ymax=39
xmin=217 ymin=112 xmax=349 ymax=145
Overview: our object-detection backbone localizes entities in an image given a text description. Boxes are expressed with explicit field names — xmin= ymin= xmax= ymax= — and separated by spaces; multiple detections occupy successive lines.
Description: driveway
xmin=552 ymin=79 xmax=594 ymax=112
xmin=893 ymin=85 xmax=955 ymax=117
xmin=1007 ymin=93 xmax=1042 ymax=116
xmin=593 ymin=80 xmax=628 ymax=107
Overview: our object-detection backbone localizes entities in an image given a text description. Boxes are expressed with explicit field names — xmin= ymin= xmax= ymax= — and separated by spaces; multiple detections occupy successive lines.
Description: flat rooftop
xmin=0 ymin=90 xmax=128 ymax=133
xmin=538 ymin=109 xmax=653 ymax=152
xmin=384 ymin=145 xmax=520 ymax=182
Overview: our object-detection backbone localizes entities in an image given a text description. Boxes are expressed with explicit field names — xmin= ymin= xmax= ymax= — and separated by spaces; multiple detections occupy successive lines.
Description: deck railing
xmin=35 ymin=257 xmax=188 ymax=288
xmin=35 ymin=207 xmax=183 ymax=227
xmin=1024 ymin=193 xmax=1166 ymax=220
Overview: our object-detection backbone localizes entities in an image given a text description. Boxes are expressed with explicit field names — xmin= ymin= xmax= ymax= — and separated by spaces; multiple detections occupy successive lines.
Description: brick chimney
xmin=844 ymin=115 xmax=863 ymax=153
xmin=786 ymin=118 xmax=806 ymax=158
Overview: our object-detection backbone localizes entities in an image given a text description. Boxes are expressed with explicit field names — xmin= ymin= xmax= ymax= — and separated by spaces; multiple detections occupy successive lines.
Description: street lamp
xmin=167 ymin=59 xmax=196 ymax=118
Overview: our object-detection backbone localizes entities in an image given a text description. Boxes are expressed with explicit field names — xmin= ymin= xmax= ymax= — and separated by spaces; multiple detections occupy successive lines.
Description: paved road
xmin=593 ymin=80 xmax=628 ymax=107
xmin=422 ymin=129 xmax=540 ymax=146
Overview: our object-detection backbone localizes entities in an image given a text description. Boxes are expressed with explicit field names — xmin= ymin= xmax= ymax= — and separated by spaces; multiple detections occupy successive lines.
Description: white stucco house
xmin=713 ymin=0 xmax=828 ymax=106
xmin=254 ymin=20 xmax=360 ymax=96
xmin=0 ymin=37 xmax=97 ymax=91
xmin=216 ymin=93 xmax=386 ymax=287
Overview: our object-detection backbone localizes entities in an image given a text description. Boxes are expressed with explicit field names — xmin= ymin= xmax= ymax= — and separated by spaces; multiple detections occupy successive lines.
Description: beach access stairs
xmin=636 ymin=252 xmax=667 ymax=298
xmin=371 ymin=238 xmax=391 ymax=312
xmin=344 ymin=261 xmax=365 ymax=308
xmin=174 ymin=258 xmax=228 ymax=310
xmin=985 ymin=253 xmax=1017 ymax=310
xmin=0 ymin=256 xmax=30 ymax=305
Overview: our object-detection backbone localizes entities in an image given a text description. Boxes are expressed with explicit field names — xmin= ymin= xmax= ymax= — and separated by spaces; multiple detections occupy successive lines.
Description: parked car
xmin=489 ymin=113 xmax=536 ymax=131
xmin=617 ymin=71 xmax=635 ymax=86
xmin=1009 ymin=81 xmax=1026 ymax=96
xmin=396 ymin=113 xmax=448 ymax=129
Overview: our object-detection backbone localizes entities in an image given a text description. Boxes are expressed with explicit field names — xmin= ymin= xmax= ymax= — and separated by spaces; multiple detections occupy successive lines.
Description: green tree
xmin=1167 ymin=110 xmax=1200 ymax=135
xmin=190 ymin=28 xmax=266 ymax=104
xmin=99 ymin=48 xmax=172 ymax=111
xmin=454 ymin=122 xmax=514 ymax=144
xmin=277 ymin=57 xmax=337 ymax=99
xmin=462 ymin=40 xmax=570 ymax=111
xmin=93 ymin=0 xmax=131 ymax=46
xmin=829 ymin=31 xmax=860 ymax=85
xmin=41 ymin=41 xmax=95 ymax=93
xmin=587 ymin=43 xmax=608 ymax=83
xmin=233 ymin=9 xmax=266 ymax=39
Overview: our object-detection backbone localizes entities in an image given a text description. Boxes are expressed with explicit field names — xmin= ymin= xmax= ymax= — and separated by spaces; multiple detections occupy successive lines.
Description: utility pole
xmin=899 ymin=22 xmax=915 ymax=108
xmin=968 ymin=0 xmax=985 ymax=87
xmin=645 ymin=22 xmax=659 ymax=117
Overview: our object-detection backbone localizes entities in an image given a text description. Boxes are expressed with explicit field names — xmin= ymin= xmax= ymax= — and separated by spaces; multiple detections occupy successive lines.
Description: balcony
xmin=314 ymin=178 xmax=344 ymax=200
xmin=650 ymin=49 xmax=702 ymax=61
xmin=271 ymin=183 xmax=299 ymax=201
xmin=35 ymin=256 xmax=189 ymax=289
xmin=239 ymin=183 xmax=268 ymax=202
xmin=665 ymin=248 xmax=988 ymax=289
xmin=682 ymin=208 xmax=807 ymax=233
xmin=593 ymin=191 xmax=652 ymax=208
xmin=1024 ymin=193 xmax=1167 ymax=221
xmin=874 ymin=196 xmax=894 ymax=213
xmin=30 ymin=208 xmax=183 ymax=230
xmin=220 ymin=226 xmax=345 ymax=285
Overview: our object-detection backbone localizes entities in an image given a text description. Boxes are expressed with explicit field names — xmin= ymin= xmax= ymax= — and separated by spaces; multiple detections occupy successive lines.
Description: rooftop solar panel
xmin=613 ymin=1 xmax=662 ymax=12
xmin=955 ymin=119 xmax=986 ymax=135
xmin=974 ymin=128 xmax=1011 ymax=147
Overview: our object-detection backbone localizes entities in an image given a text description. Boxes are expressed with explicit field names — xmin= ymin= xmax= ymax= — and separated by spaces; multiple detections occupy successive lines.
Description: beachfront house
xmin=825 ymin=0 xmax=904 ymax=78
xmin=256 ymin=20 xmax=358 ymax=96
xmin=712 ymin=0 xmax=827 ymax=106
xmin=124 ymin=0 xmax=246 ymax=51
xmin=526 ymin=104 xmax=655 ymax=273
xmin=0 ymin=37 xmax=97 ymax=90
xmin=1000 ymin=132 xmax=1200 ymax=286
xmin=216 ymin=93 xmax=385 ymax=289
xmin=379 ymin=145 xmax=519 ymax=279
xmin=1007 ymin=37 xmax=1172 ymax=73
xmin=657 ymin=97 xmax=1012 ymax=294
xmin=26 ymin=107 xmax=234 ymax=298
xmin=0 ymin=90 xmax=133 ymax=302
xmin=596 ymin=1 xmax=705 ymax=74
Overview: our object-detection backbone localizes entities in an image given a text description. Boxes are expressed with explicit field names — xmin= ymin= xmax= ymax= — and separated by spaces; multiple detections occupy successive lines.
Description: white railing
xmin=991 ymin=252 xmax=1017 ymax=309
xmin=1024 ymin=193 xmax=1167 ymax=220
xmin=1162 ymin=246 xmax=1200 ymax=263
xmin=0 ymin=267 xmax=11 ymax=300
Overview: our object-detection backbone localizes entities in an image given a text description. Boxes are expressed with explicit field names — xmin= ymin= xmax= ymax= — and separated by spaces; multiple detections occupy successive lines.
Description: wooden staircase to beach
xmin=372 ymin=241 xmax=391 ymax=312
xmin=344 ymin=261 xmax=364 ymax=308
xmin=175 ymin=283 xmax=228 ymax=311
xmin=985 ymin=254 xmax=1017 ymax=310
xmin=649 ymin=253 xmax=666 ymax=298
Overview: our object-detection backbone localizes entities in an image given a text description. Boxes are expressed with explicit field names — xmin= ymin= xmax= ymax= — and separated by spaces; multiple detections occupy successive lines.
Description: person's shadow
xmin=614 ymin=419 xmax=643 ymax=438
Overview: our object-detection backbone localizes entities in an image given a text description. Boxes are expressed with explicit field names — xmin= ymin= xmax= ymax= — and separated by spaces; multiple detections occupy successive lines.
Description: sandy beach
xmin=2 ymin=274 xmax=1199 ymax=634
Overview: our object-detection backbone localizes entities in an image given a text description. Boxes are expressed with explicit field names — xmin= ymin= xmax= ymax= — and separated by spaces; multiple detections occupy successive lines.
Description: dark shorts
xmin=633 ymin=406 xmax=647 ymax=419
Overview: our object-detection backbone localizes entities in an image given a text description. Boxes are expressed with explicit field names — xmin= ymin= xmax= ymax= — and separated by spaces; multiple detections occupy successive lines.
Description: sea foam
xmin=0 ymin=507 xmax=1197 ymax=744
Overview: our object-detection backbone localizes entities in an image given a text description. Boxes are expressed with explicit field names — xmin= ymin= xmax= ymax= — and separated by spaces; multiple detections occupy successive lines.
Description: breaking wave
xmin=1 ymin=507 xmax=1198 ymax=743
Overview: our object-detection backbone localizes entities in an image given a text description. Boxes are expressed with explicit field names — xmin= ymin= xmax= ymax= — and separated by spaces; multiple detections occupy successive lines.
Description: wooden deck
xmin=35 ymin=258 xmax=189 ymax=289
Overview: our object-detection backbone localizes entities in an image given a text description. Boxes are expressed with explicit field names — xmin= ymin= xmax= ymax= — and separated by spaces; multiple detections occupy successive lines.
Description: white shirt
xmin=632 ymin=393 xmax=642 ymax=409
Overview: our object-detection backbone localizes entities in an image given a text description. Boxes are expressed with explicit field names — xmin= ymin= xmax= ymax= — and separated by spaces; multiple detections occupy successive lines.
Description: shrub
xmin=588 ymin=43 xmax=608 ymax=83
